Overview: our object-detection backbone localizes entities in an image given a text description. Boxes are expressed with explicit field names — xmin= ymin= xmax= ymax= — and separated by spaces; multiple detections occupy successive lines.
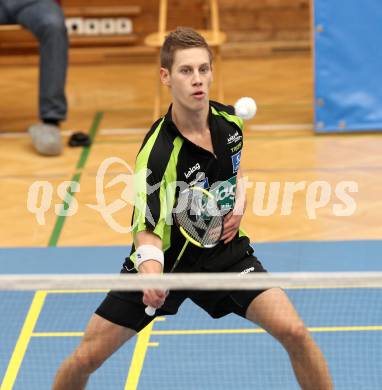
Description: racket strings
xmin=174 ymin=189 xmax=223 ymax=247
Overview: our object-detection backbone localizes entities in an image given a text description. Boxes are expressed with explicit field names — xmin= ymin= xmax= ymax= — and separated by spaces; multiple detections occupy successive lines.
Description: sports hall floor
xmin=1 ymin=53 xmax=382 ymax=389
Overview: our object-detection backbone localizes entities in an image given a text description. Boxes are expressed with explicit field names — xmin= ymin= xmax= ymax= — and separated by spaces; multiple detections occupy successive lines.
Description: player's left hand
xmin=221 ymin=210 xmax=243 ymax=244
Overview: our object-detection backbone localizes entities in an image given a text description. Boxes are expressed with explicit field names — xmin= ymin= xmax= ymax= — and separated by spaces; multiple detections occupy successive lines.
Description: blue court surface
xmin=1 ymin=240 xmax=382 ymax=389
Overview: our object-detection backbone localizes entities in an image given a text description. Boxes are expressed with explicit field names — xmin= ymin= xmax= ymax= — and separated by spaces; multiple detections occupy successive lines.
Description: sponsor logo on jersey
xmin=184 ymin=163 xmax=201 ymax=179
xmin=227 ymin=131 xmax=242 ymax=145
xmin=231 ymin=151 xmax=241 ymax=174
xmin=210 ymin=176 xmax=237 ymax=213
xmin=230 ymin=142 xmax=242 ymax=153
xmin=240 ymin=267 xmax=255 ymax=275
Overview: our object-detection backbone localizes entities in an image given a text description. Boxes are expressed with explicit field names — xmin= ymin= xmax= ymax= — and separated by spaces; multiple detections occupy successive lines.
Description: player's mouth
xmin=191 ymin=91 xmax=205 ymax=100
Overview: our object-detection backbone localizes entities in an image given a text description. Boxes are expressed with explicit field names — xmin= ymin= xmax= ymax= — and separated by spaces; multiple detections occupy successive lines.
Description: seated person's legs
xmin=16 ymin=0 xmax=68 ymax=155
xmin=0 ymin=2 xmax=11 ymax=24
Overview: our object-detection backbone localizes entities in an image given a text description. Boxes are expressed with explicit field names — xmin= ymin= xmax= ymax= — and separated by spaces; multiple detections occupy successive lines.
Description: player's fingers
xmin=143 ymin=290 xmax=154 ymax=305
xmin=221 ymin=230 xmax=235 ymax=242
xmin=224 ymin=231 xmax=237 ymax=244
xmin=143 ymin=297 xmax=163 ymax=308
xmin=143 ymin=290 xmax=165 ymax=308
xmin=142 ymin=294 xmax=152 ymax=307
xmin=222 ymin=222 xmax=237 ymax=235
xmin=224 ymin=211 xmax=233 ymax=221
xmin=222 ymin=225 xmax=239 ymax=241
xmin=221 ymin=227 xmax=232 ymax=239
xmin=153 ymin=290 xmax=167 ymax=307
xmin=155 ymin=289 xmax=167 ymax=299
xmin=224 ymin=214 xmax=241 ymax=228
xmin=223 ymin=217 xmax=234 ymax=226
xmin=223 ymin=219 xmax=235 ymax=232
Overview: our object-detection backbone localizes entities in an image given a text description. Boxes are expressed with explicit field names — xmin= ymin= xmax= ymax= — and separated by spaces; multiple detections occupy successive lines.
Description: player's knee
xmin=72 ymin=346 xmax=105 ymax=374
xmin=278 ymin=322 xmax=309 ymax=349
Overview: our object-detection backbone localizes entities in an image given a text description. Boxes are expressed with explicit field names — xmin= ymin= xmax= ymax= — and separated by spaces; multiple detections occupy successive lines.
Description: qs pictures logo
xmin=26 ymin=157 xmax=159 ymax=233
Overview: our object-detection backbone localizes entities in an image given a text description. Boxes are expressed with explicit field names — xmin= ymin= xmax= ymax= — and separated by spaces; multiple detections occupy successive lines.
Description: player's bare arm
xmin=135 ymin=231 xmax=167 ymax=308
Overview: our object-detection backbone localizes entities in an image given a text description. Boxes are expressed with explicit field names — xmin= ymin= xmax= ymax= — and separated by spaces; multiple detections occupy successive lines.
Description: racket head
xmin=173 ymin=186 xmax=224 ymax=248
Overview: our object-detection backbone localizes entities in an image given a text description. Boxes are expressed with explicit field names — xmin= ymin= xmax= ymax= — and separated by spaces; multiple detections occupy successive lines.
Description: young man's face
xmin=161 ymin=47 xmax=212 ymax=111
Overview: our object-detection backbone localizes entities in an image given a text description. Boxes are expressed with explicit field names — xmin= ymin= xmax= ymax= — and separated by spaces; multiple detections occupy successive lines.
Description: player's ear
xmin=160 ymin=67 xmax=171 ymax=86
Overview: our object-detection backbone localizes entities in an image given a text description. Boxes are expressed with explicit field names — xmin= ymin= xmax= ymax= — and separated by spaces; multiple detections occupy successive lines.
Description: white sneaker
xmin=28 ymin=123 xmax=63 ymax=156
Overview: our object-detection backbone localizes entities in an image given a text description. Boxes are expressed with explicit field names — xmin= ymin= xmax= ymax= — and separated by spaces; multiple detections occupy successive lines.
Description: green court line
xmin=48 ymin=112 xmax=103 ymax=247
xmin=48 ymin=171 xmax=81 ymax=247
xmin=76 ymin=112 xmax=103 ymax=170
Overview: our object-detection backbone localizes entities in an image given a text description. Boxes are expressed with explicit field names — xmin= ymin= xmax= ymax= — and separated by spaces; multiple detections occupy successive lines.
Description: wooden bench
xmin=0 ymin=6 xmax=141 ymax=52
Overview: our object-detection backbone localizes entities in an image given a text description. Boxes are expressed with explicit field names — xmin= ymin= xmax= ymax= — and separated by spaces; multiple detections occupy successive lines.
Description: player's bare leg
xmin=52 ymin=314 xmax=136 ymax=390
xmin=246 ymin=288 xmax=333 ymax=390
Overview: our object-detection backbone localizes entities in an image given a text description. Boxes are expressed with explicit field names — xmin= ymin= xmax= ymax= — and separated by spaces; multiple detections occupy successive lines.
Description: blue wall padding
xmin=313 ymin=1 xmax=382 ymax=132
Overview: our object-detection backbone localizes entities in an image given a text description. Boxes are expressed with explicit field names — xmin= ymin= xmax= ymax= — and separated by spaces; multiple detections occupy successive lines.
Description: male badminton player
xmin=53 ymin=27 xmax=332 ymax=390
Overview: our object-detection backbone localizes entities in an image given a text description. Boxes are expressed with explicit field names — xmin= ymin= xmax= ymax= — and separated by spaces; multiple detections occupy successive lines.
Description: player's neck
xmin=172 ymin=101 xmax=209 ymax=135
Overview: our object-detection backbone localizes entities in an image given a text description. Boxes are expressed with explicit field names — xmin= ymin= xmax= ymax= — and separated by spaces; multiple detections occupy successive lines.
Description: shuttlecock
xmin=234 ymin=97 xmax=257 ymax=120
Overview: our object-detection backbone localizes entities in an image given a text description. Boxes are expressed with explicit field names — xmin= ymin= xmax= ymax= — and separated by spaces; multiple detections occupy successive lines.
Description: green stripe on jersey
xmin=132 ymin=118 xmax=165 ymax=235
xmin=130 ymin=135 xmax=184 ymax=269
xmin=211 ymin=106 xmax=244 ymax=130
xmin=160 ymin=136 xmax=184 ymax=251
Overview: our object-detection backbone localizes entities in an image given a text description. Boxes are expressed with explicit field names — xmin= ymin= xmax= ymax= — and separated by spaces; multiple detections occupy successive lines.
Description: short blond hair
xmin=160 ymin=27 xmax=212 ymax=71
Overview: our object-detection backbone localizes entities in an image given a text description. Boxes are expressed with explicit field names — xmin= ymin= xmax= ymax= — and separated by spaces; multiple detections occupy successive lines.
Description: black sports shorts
xmin=95 ymin=252 xmax=267 ymax=333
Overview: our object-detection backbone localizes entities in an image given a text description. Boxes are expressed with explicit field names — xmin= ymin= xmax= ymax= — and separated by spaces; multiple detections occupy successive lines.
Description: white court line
xmin=99 ymin=126 xmax=313 ymax=134
xmin=100 ymin=125 xmax=313 ymax=134
xmin=99 ymin=125 xmax=313 ymax=134
xmin=0 ymin=130 xmax=74 ymax=138
xmin=0 ymin=124 xmax=313 ymax=139
xmin=99 ymin=128 xmax=147 ymax=135
xmin=0 ymin=128 xmax=147 ymax=138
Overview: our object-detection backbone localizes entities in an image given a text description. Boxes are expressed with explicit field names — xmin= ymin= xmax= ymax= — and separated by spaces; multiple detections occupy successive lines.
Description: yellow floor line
xmin=152 ymin=328 xmax=266 ymax=335
xmin=46 ymin=289 xmax=108 ymax=294
xmin=124 ymin=320 xmax=155 ymax=390
xmin=32 ymin=332 xmax=84 ymax=337
xmin=151 ymin=325 xmax=382 ymax=336
xmin=30 ymin=325 xmax=382 ymax=339
xmin=1 ymin=291 xmax=47 ymax=390
xmin=309 ymin=325 xmax=382 ymax=332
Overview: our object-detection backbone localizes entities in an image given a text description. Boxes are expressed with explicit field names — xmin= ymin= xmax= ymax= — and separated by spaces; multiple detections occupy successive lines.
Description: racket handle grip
xmin=145 ymin=306 xmax=156 ymax=316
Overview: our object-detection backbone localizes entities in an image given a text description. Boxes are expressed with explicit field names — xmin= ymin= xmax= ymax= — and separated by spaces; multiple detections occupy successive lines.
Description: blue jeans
xmin=0 ymin=0 xmax=68 ymax=121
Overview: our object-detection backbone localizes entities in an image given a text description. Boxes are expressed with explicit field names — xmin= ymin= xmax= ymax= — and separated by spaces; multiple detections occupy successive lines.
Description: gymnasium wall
xmin=313 ymin=0 xmax=382 ymax=133
xmin=0 ymin=0 xmax=310 ymax=63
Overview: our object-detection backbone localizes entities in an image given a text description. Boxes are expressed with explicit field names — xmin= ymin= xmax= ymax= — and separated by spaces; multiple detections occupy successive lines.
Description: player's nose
xmin=192 ymin=71 xmax=203 ymax=85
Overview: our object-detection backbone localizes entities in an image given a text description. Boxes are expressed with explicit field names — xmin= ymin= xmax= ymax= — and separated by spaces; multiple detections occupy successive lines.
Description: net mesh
xmin=1 ymin=272 xmax=382 ymax=390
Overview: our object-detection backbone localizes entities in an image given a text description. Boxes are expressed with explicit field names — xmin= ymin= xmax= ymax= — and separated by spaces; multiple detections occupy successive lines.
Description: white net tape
xmin=1 ymin=272 xmax=382 ymax=291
